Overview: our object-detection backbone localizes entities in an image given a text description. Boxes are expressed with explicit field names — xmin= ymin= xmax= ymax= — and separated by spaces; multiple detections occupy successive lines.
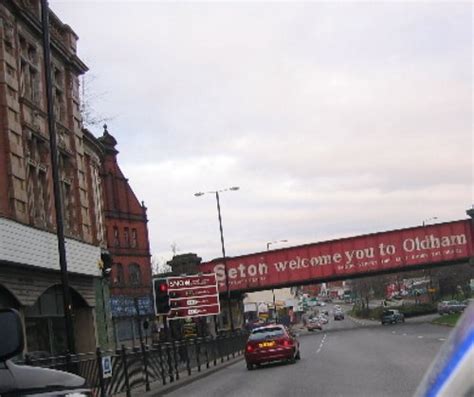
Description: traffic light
xmin=154 ymin=278 xmax=170 ymax=315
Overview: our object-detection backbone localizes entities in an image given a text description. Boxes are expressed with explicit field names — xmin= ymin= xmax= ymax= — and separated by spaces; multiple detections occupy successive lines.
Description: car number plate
xmin=259 ymin=341 xmax=276 ymax=348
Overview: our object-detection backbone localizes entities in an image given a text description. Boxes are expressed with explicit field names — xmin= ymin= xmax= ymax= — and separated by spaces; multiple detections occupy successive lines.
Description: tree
xmin=79 ymin=74 xmax=114 ymax=129
xmin=151 ymin=255 xmax=171 ymax=275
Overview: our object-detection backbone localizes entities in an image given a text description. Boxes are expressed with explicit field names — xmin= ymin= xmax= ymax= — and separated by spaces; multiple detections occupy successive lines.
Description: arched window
xmin=129 ymin=263 xmax=141 ymax=286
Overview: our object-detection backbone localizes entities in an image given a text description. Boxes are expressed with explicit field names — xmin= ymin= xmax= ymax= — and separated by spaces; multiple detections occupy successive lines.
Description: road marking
xmin=418 ymin=336 xmax=424 ymax=339
xmin=392 ymin=331 xmax=396 ymax=334
xmin=316 ymin=333 xmax=327 ymax=354
xmin=438 ymin=338 xmax=446 ymax=341
xmin=403 ymin=333 xmax=407 ymax=336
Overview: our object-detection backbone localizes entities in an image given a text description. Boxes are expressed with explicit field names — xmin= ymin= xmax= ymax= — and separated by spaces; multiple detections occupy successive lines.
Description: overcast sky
xmin=50 ymin=1 xmax=472 ymax=264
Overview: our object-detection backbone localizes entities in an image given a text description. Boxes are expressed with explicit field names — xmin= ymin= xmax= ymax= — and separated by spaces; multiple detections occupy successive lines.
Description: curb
xmin=140 ymin=355 xmax=245 ymax=397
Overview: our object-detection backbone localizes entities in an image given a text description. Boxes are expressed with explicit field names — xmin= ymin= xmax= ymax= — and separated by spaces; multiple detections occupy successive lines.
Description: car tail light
xmin=282 ymin=339 xmax=293 ymax=347
xmin=246 ymin=343 xmax=254 ymax=352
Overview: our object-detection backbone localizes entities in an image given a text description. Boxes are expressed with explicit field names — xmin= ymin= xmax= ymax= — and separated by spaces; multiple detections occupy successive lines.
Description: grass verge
xmin=431 ymin=313 xmax=461 ymax=327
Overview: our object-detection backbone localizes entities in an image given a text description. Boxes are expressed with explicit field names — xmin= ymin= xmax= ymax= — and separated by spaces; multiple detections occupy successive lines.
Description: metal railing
xmin=22 ymin=330 xmax=248 ymax=396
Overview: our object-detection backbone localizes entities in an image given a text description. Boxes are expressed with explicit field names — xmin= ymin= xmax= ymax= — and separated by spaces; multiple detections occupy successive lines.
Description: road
xmin=164 ymin=305 xmax=452 ymax=397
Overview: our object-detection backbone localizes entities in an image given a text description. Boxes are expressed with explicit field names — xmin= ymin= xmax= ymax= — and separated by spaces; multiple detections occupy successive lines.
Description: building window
xmin=124 ymin=227 xmax=130 ymax=247
xmin=113 ymin=226 xmax=120 ymax=247
xmin=58 ymin=154 xmax=75 ymax=235
xmin=19 ymin=38 xmax=41 ymax=105
xmin=114 ymin=263 xmax=124 ymax=286
xmin=129 ymin=263 xmax=141 ymax=286
xmin=26 ymin=134 xmax=50 ymax=228
xmin=131 ymin=228 xmax=138 ymax=248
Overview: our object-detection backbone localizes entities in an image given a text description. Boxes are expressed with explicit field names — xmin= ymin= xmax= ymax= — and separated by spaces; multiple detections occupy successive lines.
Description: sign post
xmin=153 ymin=274 xmax=221 ymax=321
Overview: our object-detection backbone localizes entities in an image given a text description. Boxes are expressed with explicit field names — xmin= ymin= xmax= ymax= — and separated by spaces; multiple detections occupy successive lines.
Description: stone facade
xmin=0 ymin=1 xmax=110 ymax=354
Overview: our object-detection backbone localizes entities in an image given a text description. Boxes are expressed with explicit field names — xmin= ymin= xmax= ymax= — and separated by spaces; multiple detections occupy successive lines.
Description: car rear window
xmin=383 ymin=310 xmax=394 ymax=315
xmin=249 ymin=327 xmax=286 ymax=341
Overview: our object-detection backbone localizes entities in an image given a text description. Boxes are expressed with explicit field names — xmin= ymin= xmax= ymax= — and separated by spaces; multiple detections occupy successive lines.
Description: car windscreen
xmin=249 ymin=327 xmax=286 ymax=341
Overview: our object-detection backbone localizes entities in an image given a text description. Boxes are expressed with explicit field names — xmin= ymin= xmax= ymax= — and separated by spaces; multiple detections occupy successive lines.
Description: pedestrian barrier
xmin=22 ymin=330 xmax=248 ymax=396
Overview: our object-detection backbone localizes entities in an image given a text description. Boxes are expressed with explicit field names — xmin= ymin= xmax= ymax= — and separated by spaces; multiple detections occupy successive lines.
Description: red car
xmin=307 ymin=318 xmax=322 ymax=331
xmin=244 ymin=324 xmax=300 ymax=370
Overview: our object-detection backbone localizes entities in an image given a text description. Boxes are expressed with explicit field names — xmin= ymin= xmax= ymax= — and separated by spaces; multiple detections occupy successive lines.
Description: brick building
xmin=0 ymin=1 xmax=112 ymax=354
xmin=97 ymin=125 xmax=154 ymax=347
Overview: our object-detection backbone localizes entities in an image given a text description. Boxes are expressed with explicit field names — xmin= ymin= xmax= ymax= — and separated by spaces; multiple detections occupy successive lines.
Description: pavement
xmin=162 ymin=303 xmax=454 ymax=397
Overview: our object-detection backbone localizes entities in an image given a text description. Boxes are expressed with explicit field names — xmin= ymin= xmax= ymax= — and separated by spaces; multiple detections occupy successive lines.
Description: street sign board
xmin=169 ymin=304 xmax=221 ymax=319
xmin=169 ymin=286 xmax=218 ymax=299
xmin=170 ymin=295 xmax=219 ymax=309
xmin=166 ymin=273 xmax=221 ymax=320
xmin=102 ymin=356 xmax=112 ymax=379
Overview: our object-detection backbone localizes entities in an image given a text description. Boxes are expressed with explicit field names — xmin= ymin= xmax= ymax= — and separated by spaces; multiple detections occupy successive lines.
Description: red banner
xmin=199 ymin=220 xmax=473 ymax=293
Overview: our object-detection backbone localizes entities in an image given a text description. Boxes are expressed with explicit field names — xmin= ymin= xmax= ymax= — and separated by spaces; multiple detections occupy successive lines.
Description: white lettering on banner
xmin=214 ymin=262 xmax=268 ymax=281
xmin=212 ymin=233 xmax=468 ymax=282
xmin=403 ymin=235 xmax=466 ymax=252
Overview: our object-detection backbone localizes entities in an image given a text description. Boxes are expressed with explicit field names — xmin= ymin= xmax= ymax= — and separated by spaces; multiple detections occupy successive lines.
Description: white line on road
xmin=392 ymin=331 xmax=396 ymax=334
xmin=417 ymin=336 xmax=424 ymax=339
xmin=403 ymin=333 xmax=407 ymax=336
xmin=438 ymin=338 xmax=446 ymax=341
xmin=316 ymin=333 xmax=327 ymax=354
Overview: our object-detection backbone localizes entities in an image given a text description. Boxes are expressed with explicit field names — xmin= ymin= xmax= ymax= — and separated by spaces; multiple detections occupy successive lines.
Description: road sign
xmin=169 ymin=286 xmax=218 ymax=299
xmin=168 ymin=274 xmax=217 ymax=289
xmin=102 ymin=356 xmax=112 ymax=379
xmin=170 ymin=295 xmax=219 ymax=309
xmin=169 ymin=304 xmax=221 ymax=319
xmin=166 ymin=273 xmax=220 ymax=320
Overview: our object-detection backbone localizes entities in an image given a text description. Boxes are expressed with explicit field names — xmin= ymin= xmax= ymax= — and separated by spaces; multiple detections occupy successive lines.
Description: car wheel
xmin=246 ymin=362 xmax=254 ymax=370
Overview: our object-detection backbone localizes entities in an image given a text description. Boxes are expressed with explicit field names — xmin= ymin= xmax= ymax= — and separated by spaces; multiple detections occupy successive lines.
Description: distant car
xmin=437 ymin=300 xmax=467 ymax=315
xmin=307 ymin=318 xmax=322 ymax=332
xmin=334 ymin=310 xmax=345 ymax=320
xmin=322 ymin=309 xmax=329 ymax=316
xmin=381 ymin=309 xmax=405 ymax=325
xmin=317 ymin=315 xmax=328 ymax=324
xmin=245 ymin=324 xmax=300 ymax=370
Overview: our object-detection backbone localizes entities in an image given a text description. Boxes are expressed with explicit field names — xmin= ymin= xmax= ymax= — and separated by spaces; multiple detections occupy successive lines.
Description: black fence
xmin=22 ymin=331 xmax=248 ymax=396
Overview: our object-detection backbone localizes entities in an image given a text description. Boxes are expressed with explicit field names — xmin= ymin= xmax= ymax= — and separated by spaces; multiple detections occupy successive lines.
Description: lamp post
xmin=266 ymin=240 xmax=288 ymax=323
xmin=422 ymin=217 xmax=438 ymax=302
xmin=422 ymin=217 xmax=438 ymax=227
xmin=195 ymin=187 xmax=239 ymax=331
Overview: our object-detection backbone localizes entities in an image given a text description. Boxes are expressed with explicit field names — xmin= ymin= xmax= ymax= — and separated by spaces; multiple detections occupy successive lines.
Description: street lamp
xmin=195 ymin=187 xmax=240 ymax=331
xmin=422 ymin=217 xmax=438 ymax=302
xmin=422 ymin=217 xmax=438 ymax=227
xmin=266 ymin=240 xmax=288 ymax=323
